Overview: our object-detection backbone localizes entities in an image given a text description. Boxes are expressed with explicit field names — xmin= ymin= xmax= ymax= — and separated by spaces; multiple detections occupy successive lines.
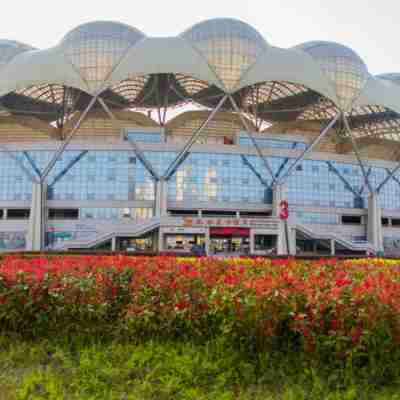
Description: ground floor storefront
xmin=45 ymin=216 xmax=372 ymax=256
xmin=158 ymin=217 xmax=282 ymax=256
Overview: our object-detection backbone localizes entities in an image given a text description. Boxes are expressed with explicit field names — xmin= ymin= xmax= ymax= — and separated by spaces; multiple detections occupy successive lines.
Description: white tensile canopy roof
xmin=0 ymin=18 xmax=399 ymax=140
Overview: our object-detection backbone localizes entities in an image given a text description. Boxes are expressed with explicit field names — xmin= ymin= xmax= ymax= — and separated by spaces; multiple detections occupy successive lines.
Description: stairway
xmin=54 ymin=218 xmax=161 ymax=250
xmin=295 ymin=223 xmax=375 ymax=253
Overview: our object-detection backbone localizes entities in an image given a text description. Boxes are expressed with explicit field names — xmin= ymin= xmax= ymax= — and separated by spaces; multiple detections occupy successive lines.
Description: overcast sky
xmin=1 ymin=0 xmax=398 ymax=75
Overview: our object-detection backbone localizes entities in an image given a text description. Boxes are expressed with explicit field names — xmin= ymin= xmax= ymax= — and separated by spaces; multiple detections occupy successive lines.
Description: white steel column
xmin=342 ymin=115 xmax=373 ymax=194
xmin=155 ymin=178 xmax=168 ymax=217
xmin=41 ymin=95 xmax=99 ymax=181
xmin=343 ymin=116 xmax=384 ymax=253
xmin=205 ymin=228 xmax=210 ymax=256
xmin=157 ymin=228 xmax=164 ymax=252
xmin=367 ymin=193 xmax=383 ymax=253
xmin=274 ymin=183 xmax=287 ymax=255
xmin=111 ymin=237 xmax=117 ymax=252
xmin=272 ymin=183 xmax=286 ymax=217
xmin=250 ymin=231 xmax=255 ymax=255
xmin=273 ymin=183 xmax=296 ymax=255
xmin=26 ymin=182 xmax=47 ymax=251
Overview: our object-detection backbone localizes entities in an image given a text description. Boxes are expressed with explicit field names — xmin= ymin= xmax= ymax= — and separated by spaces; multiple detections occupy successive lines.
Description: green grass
xmin=1 ymin=335 xmax=400 ymax=400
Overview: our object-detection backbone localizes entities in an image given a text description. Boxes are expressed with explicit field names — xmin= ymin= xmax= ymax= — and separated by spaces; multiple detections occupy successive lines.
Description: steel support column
xmin=23 ymin=151 xmax=42 ymax=180
xmin=0 ymin=149 xmax=39 ymax=183
xmin=163 ymin=95 xmax=228 ymax=180
xmin=155 ymin=178 xmax=168 ymax=217
xmin=98 ymin=97 xmax=160 ymax=181
xmin=377 ymin=164 xmax=400 ymax=193
xmin=41 ymin=94 xmax=99 ymax=181
xmin=343 ymin=115 xmax=373 ymax=194
xmin=49 ymin=151 xmax=88 ymax=187
xmin=26 ymin=182 xmax=47 ymax=251
xmin=229 ymin=95 xmax=275 ymax=181
xmin=240 ymin=155 xmax=269 ymax=187
xmin=36 ymin=94 xmax=98 ymax=247
xmin=343 ymin=116 xmax=383 ymax=252
xmin=326 ymin=161 xmax=359 ymax=197
xmin=99 ymin=96 xmax=164 ymax=218
xmin=358 ymin=167 xmax=372 ymax=196
xmin=278 ymin=113 xmax=341 ymax=184
xmin=367 ymin=193 xmax=384 ymax=253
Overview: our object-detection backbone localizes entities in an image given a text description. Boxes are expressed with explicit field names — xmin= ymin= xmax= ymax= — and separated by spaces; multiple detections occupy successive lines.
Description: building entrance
xmin=117 ymin=236 xmax=153 ymax=252
xmin=209 ymin=227 xmax=250 ymax=255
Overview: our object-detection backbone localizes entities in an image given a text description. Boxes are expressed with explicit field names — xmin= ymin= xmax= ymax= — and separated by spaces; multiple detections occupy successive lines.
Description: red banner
xmin=210 ymin=227 xmax=250 ymax=237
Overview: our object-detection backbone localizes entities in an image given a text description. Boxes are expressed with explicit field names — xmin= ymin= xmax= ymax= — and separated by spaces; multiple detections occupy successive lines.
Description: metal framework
xmin=23 ymin=151 xmax=42 ymax=179
xmin=240 ymin=155 xmax=269 ymax=187
xmin=326 ymin=161 xmax=360 ymax=197
xmin=278 ymin=113 xmax=341 ymax=184
xmin=342 ymin=115 xmax=373 ymax=194
xmin=377 ymin=164 xmax=400 ymax=193
xmin=98 ymin=97 xmax=161 ymax=181
xmin=40 ymin=94 xmax=100 ymax=181
xmin=49 ymin=151 xmax=88 ymax=187
xmin=3 ymin=19 xmax=400 ymax=255
xmin=163 ymin=95 xmax=228 ymax=180
xmin=229 ymin=95 xmax=275 ymax=181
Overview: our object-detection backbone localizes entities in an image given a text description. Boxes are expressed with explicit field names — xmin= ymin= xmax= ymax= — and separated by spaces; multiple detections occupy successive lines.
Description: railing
xmin=54 ymin=218 xmax=161 ymax=250
xmin=295 ymin=223 xmax=375 ymax=252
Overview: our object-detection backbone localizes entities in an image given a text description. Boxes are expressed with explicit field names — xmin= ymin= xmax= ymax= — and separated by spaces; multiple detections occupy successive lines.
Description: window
xmin=125 ymin=130 xmax=163 ymax=143
xmin=382 ymin=218 xmax=389 ymax=226
xmin=7 ymin=209 xmax=30 ymax=220
xmin=341 ymin=215 xmax=362 ymax=225
xmin=392 ymin=219 xmax=400 ymax=227
xmin=254 ymin=235 xmax=277 ymax=251
xmin=48 ymin=209 xmax=79 ymax=220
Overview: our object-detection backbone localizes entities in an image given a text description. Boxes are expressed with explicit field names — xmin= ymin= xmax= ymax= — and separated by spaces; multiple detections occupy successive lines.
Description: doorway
xmin=210 ymin=227 xmax=250 ymax=255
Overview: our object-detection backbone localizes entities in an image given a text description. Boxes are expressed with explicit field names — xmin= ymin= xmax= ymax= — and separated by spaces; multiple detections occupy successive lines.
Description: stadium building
xmin=0 ymin=18 xmax=400 ymax=255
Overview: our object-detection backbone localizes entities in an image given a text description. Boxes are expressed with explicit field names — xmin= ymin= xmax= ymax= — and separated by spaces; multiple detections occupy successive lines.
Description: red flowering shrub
xmin=1 ymin=255 xmax=400 ymax=362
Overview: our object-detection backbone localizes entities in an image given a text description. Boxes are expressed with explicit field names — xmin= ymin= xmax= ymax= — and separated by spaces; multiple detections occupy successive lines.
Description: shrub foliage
xmin=1 ymin=256 xmax=400 ymax=364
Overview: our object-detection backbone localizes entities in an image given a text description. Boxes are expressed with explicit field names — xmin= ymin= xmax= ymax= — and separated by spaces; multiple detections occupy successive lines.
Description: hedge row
xmin=0 ymin=256 xmax=400 ymax=364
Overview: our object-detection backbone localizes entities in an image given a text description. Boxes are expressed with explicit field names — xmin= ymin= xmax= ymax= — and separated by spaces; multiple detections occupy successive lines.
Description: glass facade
xmin=296 ymin=211 xmax=338 ymax=225
xmin=0 ymin=232 xmax=26 ymax=250
xmin=0 ymin=152 xmax=33 ymax=200
xmin=0 ymin=148 xmax=400 ymax=218
xmin=80 ymin=207 xmax=153 ymax=220
xmin=168 ymin=152 xmax=268 ymax=203
xmin=384 ymin=237 xmax=400 ymax=251
xmin=125 ymin=130 xmax=163 ymax=143
xmin=22 ymin=151 xmax=156 ymax=202
xmin=46 ymin=230 xmax=97 ymax=248
xmin=238 ymin=136 xmax=307 ymax=150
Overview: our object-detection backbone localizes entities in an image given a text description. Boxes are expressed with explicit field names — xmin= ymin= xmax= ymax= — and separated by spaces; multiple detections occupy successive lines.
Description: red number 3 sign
xmin=279 ymin=200 xmax=289 ymax=220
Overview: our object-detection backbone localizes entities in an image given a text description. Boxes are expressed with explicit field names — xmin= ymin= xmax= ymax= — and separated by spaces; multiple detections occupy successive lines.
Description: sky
xmin=0 ymin=0 xmax=398 ymax=75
